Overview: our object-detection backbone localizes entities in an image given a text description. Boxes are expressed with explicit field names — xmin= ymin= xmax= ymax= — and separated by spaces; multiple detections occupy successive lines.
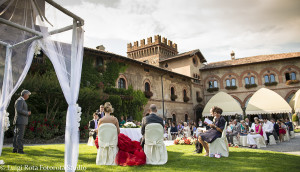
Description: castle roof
xmin=201 ymin=52 xmax=300 ymax=70
xmin=84 ymin=47 xmax=195 ymax=80
xmin=159 ymin=49 xmax=207 ymax=63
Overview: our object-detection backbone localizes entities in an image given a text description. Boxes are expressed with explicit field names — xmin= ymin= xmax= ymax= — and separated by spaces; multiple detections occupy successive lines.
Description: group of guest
xmin=163 ymin=120 xmax=198 ymax=140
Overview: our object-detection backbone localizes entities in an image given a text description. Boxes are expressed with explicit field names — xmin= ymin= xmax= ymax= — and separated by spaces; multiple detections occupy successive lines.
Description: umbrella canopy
xmin=246 ymin=88 xmax=292 ymax=115
xmin=290 ymin=89 xmax=300 ymax=113
xmin=203 ymin=92 xmax=243 ymax=117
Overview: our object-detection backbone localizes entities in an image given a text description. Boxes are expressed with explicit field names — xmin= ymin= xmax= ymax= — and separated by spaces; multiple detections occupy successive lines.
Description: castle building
xmin=84 ymin=35 xmax=300 ymax=123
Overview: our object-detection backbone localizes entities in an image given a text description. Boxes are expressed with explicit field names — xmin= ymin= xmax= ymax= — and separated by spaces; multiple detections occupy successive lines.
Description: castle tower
xmin=127 ymin=35 xmax=178 ymax=66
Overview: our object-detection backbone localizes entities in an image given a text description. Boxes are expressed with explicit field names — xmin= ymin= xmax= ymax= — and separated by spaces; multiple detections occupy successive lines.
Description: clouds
xmin=55 ymin=0 xmax=300 ymax=62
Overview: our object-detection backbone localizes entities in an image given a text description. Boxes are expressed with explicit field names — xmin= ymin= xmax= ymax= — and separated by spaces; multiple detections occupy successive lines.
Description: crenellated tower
xmin=127 ymin=35 xmax=178 ymax=66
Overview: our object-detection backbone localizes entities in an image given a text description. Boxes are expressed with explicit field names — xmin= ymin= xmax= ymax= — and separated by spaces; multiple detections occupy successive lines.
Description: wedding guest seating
xmin=167 ymin=128 xmax=172 ymax=140
xmin=87 ymin=136 xmax=95 ymax=146
xmin=96 ymin=123 xmax=118 ymax=165
xmin=269 ymin=135 xmax=276 ymax=145
xmin=144 ymin=123 xmax=168 ymax=165
xmin=290 ymin=131 xmax=295 ymax=138
xmin=239 ymin=136 xmax=248 ymax=147
xmin=209 ymin=122 xmax=229 ymax=157
xmin=254 ymin=136 xmax=266 ymax=148
xmin=283 ymin=129 xmax=290 ymax=141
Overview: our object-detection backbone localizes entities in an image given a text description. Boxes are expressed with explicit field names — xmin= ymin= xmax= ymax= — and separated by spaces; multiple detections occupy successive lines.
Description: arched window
xmin=145 ymin=82 xmax=150 ymax=92
xmin=270 ymin=74 xmax=275 ymax=82
xmin=171 ymin=87 xmax=175 ymax=95
xmin=245 ymin=77 xmax=250 ymax=85
xmin=172 ymin=114 xmax=176 ymax=122
xmin=185 ymin=114 xmax=188 ymax=122
xmin=213 ymin=81 xmax=218 ymax=88
xmin=250 ymin=76 xmax=255 ymax=84
xmin=285 ymin=72 xmax=297 ymax=81
xmin=231 ymin=79 xmax=236 ymax=86
xmin=208 ymin=81 xmax=213 ymax=88
xmin=291 ymin=72 xmax=296 ymax=80
xmin=118 ymin=78 xmax=126 ymax=89
xmin=183 ymin=89 xmax=187 ymax=97
xmin=264 ymin=75 xmax=269 ymax=83
xmin=226 ymin=79 xmax=230 ymax=87
xmin=286 ymin=92 xmax=295 ymax=103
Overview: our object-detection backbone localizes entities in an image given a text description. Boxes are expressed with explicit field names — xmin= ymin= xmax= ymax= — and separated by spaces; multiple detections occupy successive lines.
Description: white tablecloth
xmin=120 ymin=128 xmax=142 ymax=141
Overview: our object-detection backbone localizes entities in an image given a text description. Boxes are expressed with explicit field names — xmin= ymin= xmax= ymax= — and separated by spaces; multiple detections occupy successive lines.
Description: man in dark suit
xmin=89 ymin=113 xmax=99 ymax=140
xmin=140 ymin=104 xmax=163 ymax=148
xmin=13 ymin=90 xmax=31 ymax=154
xmin=95 ymin=105 xmax=104 ymax=119
xmin=271 ymin=118 xmax=279 ymax=141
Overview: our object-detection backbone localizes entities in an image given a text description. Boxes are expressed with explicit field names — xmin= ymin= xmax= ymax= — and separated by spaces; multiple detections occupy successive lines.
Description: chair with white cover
xmin=87 ymin=136 xmax=95 ymax=146
xmin=239 ymin=136 xmax=248 ymax=147
xmin=290 ymin=131 xmax=295 ymax=138
xmin=167 ymin=127 xmax=172 ymax=140
xmin=255 ymin=136 xmax=266 ymax=148
xmin=144 ymin=123 xmax=168 ymax=165
xmin=96 ymin=123 xmax=118 ymax=165
xmin=283 ymin=129 xmax=290 ymax=141
xmin=269 ymin=135 xmax=276 ymax=145
xmin=209 ymin=122 xmax=229 ymax=157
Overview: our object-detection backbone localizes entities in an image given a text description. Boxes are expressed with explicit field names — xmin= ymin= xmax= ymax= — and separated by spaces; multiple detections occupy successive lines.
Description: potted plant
xmin=144 ymin=91 xmax=153 ymax=98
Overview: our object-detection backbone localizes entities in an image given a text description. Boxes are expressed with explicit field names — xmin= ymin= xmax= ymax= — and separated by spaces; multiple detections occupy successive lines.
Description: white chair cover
xmin=283 ymin=129 xmax=290 ymax=141
xmin=96 ymin=123 xmax=118 ymax=165
xmin=269 ymin=135 xmax=276 ymax=145
xmin=255 ymin=136 xmax=266 ymax=148
xmin=167 ymin=128 xmax=172 ymax=140
xmin=239 ymin=136 xmax=248 ymax=147
xmin=87 ymin=136 xmax=95 ymax=146
xmin=290 ymin=131 xmax=295 ymax=138
xmin=144 ymin=123 xmax=168 ymax=165
xmin=209 ymin=122 xmax=229 ymax=157
xmin=233 ymin=136 xmax=239 ymax=145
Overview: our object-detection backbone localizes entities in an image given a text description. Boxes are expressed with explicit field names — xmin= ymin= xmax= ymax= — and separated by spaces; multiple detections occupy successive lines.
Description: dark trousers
xmin=273 ymin=130 xmax=279 ymax=140
xmin=266 ymin=132 xmax=273 ymax=144
xmin=226 ymin=132 xmax=238 ymax=144
xmin=195 ymin=140 xmax=203 ymax=153
xmin=13 ymin=124 xmax=26 ymax=152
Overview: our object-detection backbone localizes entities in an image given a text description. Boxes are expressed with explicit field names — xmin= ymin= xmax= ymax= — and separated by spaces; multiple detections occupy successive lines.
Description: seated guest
xmin=89 ymin=113 xmax=99 ymax=140
xmin=271 ymin=118 xmax=279 ymax=141
xmin=119 ymin=116 xmax=126 ymax=127
xmin=140 ymin=104 xmax=164 ymax=148
xmin=277 ymin=119 xmax=287 ymax=142
xmin=263 ymin=118 xmax=274 ymax=145
xmin=239 ymin=120 xmax=248 ymax=136
xmin=197 ymin=106 xmax=226 ymax=156
xmin=164 ymin=123 xmax=170 ymax=139
xmin=183 ymin=122 xmax=191 ymax=137
xmin=226 ymin=119 xmax=241 ymax=146
xmin=198 ymin=119 xmax=203 ymax=127
xmin=170 ymin=122 xmax=178 ymax=140
xmin=247 ymin=117 xmax=263 ymax=149
xmin=245 ymin=118 xmax=252 ymax=129
xmin=177 ymin=123 xmax=184 ymax=136
xmin=95 ymin=102 xmax=146 ymax=166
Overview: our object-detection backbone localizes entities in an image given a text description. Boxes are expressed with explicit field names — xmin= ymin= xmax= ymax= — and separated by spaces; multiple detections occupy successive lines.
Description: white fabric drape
xmin=0 ymin=1 xmax=84 ymax=171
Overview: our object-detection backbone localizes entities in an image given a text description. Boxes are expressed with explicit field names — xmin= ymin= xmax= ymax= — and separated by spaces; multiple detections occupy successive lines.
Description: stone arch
xmin=285 ymin=90 xmax=297 ymax=102
xmin=203 ymin=75 xmax=222 ymax=89
xmin=280 ymin=65 xmax=300 ymax=82
xmin=239 ymin=70 xmax=261 ymax=85
xmin=221 ymin=72 xmax=241 ymax=87
xmin=231 ymin=95 xmax=243 ymax=108
xmin=143 ymin=78 xmax=151 ymax=91
xmin=243 ymin=94 xmax=253 ymax=108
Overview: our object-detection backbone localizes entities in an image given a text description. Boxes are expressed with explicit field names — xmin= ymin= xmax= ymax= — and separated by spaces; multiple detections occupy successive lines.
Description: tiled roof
xmin=201 ymin=52 xmax=300 ymax=70
xmin=159 ymin=49 xmax=207 ymax=63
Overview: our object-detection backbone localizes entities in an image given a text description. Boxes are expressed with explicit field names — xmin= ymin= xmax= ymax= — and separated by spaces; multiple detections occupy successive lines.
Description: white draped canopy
xmin=203 ymin=91 xmax=243 ymax=117
xmin=289 ymin=89 xmax=300 ymax=113
xmin=246 ymin=88 xmax=292 ymax=115
xmin=0 ymin=1 xmax=84 ymax=171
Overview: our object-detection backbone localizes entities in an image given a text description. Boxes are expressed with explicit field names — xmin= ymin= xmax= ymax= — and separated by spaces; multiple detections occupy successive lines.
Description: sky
xmin=50 ymin=0 xmax=300 ymax=63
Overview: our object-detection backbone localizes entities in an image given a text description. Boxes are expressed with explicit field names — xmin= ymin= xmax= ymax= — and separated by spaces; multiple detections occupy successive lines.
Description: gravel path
xmin=259 ymin=133 xmax=300 ymax=155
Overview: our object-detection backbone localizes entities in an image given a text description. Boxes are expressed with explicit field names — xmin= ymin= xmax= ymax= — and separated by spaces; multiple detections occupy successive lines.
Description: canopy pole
xmin=0 ymin=18 xmax=42 ymax=36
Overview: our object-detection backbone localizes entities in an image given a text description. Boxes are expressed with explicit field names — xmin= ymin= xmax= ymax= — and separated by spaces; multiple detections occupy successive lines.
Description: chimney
xmin=96 ymin=45 xmax=105 ymax=51
xmin=231 ymin=50 xmax=235 ymax=60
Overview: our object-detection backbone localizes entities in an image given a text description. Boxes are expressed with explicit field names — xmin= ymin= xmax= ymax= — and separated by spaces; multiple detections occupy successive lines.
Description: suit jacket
xmin=96 ymin=110 xmax=104 ymax=119
xmin=13 ymin=97 xmax=29 ymax=125
xmin=89 ymin=119 xmax=99 ymax=131
xmin=141 ymin=113 xmax=164 ymax=136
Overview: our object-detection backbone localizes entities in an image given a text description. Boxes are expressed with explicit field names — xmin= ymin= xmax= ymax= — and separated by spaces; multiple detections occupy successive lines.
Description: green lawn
xmin=1 ymin=144 xmax=300 ymax=172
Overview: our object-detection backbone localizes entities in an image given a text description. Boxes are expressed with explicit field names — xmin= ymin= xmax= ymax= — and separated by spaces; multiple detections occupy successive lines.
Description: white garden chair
xmin=144 ymin=123 xmax=168 ymax=165
xmin=209 ymin=122 xmax=229 ymax=157
xmin=96 ymin=123 xmax=118 ymax=165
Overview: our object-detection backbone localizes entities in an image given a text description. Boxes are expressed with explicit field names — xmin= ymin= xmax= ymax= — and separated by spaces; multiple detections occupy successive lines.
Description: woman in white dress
xmin=183 ymin=122 xmax=191 ymax=137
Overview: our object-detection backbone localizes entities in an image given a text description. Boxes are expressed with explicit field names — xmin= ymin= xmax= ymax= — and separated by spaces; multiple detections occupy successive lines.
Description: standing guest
xmin=13 ymin=90 xmax=31 ymax=154
xmin=97 ymin=102 xmax=120 ymax=134
xmin=170 ymin=122 xmax=178 ymax=140
xmin=145 ymin=109 xmax=150 ymax=117
xmin=263 ymin=118 xmax=274 ymax=145
xmin=277 ymin=119 xmax=287 ymax=142
xmin=247 ymin=117 xmax=263 ymax=149
xmin=270 ymin=118 xmax=279 ymax=141
xmin=245 ymin=118 xmax=252 ymax=129
xmin=183 ymin=122 xmax=191 ymax=137
xmin=140 ymin=104 xmax=163 ymax=148
xmin=96 ymin=105 xmax=105 ymax=119
xmin=285 ymin=118 xmax=293 ymax=133
xmin=89 ymin=113 xmax=99 ymax=140
xmin=119 ymin=116 xmax=126 ymax=127
xmin=197 ymin=106 xmax=226 ymax=156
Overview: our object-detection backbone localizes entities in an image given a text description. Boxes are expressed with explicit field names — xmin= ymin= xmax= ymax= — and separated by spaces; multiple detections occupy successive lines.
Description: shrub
xmin=286 ymin=80 xmax=300 ymax=85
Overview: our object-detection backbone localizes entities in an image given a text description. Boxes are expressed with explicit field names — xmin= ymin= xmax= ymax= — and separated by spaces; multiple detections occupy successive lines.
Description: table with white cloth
xmin=120 ymin=128 xmax=142 ymax=141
